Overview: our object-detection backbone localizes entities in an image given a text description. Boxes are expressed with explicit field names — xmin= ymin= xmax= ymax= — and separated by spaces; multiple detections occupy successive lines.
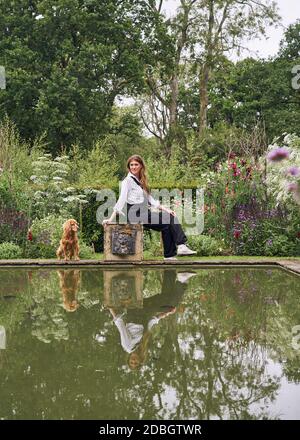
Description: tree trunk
xmin=198 ymin=63 xmax=210 ymax=135
xmin=170 ymin=74 xmax=179 ymax=128
xmin=198 ymin=0 xmax=214 ymax=136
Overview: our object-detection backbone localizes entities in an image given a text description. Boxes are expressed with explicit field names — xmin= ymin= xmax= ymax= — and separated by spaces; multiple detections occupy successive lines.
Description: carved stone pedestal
xmin=103 ymin=223 xmax=143 ymax=262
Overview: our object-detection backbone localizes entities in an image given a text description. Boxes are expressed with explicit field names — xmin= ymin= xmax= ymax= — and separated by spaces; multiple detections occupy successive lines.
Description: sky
xmin=162 ymin=0 xmax=300 ymax=60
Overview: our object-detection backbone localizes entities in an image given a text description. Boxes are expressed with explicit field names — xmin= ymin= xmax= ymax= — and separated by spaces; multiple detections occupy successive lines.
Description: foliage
xmin=0 ymin=118 xmax=42 ymax=215
xmin=77 ymin=142 xmax=118 ymax=188
xmin=29 ymin=153 xmax=89 ymax=219
xmin=0 ymin=207 xmax=29 ymax=247
xmin=25 ymin=214 xmax=66 ymax=258
xmin=0 ymin=242 xmax=22 ymax=259
xmin=143 ymin=229 xmax=162 ymax=257
xmin=0 ymin=0 xmax=166 ymax=153
xmin=263 ymin=234 xmax=298 ymax=257
xmin=187 ymin=234 xmax=224 ymax=256
xmin=265 ymin=134 xmax=300 ymax=206
xmin=77 ymin=241 xmax=96 ymax=259
xmin=25 ymin=213 xmax=95 ymax=258
xmin=199 ymin=151 xmax=299 ymax=256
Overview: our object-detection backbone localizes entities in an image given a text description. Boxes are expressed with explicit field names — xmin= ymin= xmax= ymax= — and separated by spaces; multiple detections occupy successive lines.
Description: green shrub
xmin=263 ymin=235 xmax=298 ymax=257
xmin=187 ymin=235 xmax=224 ymax=256
xmin=143 ymin=230 xmax=162 ymax=257
xmin=25 ymin=215 xmax=65 ymax=258
xmin=0 ymin=242 xmax=22 ymax=259
xmin=78 ymin=242 xmax=96 ymax=259
xmin=25 ymin=214 xmax=96 ymax=259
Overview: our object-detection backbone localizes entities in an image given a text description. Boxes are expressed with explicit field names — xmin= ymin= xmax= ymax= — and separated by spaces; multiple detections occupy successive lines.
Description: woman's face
xmin=128 ymin=352 xmax=141 ymax=370
xmin=129 ymin=160 xmax=142 ymax=177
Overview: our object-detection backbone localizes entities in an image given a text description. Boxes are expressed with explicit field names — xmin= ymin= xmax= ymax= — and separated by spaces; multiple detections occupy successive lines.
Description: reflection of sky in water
xmin=251 ymin=359 xmax=300 ymax=420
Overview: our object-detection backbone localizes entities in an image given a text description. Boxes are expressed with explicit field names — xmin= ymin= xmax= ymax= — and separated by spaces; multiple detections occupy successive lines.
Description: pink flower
xmin=267 ymin=147 xmax=290 ymax=162
xmin=287 ymin=182 xmax=299 ymax=192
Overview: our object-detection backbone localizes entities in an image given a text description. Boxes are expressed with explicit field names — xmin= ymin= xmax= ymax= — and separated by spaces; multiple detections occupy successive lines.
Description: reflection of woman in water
xmin=109 ymin=306 xmax=176 ymax=369
xmin=109 ymin=270 xmax=195 ymax=369
xmin=0 ymin=325 xmax=6 ymax=369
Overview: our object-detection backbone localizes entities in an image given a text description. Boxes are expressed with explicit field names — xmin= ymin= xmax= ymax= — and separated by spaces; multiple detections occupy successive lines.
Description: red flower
xmin=234 ymin=230 xmax=241 ymax=239
xmin=27 ymin=229 xmax=33 ymax=241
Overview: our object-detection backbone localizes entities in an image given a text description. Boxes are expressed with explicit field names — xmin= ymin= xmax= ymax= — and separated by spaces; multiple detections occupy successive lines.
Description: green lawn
xmin=94 ymin=253 xmax=300 ymax=262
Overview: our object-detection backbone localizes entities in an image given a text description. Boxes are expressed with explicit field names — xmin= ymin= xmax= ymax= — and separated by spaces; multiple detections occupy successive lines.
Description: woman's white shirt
xmin=114 ymin=316 xmax=144 ymax=353
xmin=113 ymin=172 xmax=160 ymax=215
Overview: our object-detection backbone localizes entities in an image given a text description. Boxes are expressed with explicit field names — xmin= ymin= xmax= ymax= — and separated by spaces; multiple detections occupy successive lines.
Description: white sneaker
xmin=177 ymin=244 xmax=197 ymax=256
xmin=176 ymin=272 xmax=197 ymax=284
xmin=164 ymin=256 xmax=178 ymax=261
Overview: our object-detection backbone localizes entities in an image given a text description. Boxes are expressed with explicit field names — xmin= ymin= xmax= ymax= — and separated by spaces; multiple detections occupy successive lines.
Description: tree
xmin=141 ymin=0 xmax=280 ymax=156
xmin=0 ymin=0 xmax=165 ymax=153
xmin=188 ymin=0 xmax=280 ymax=134
xmin=140 ymin=0 xmax=196 ymax=157
xmin=278 ymin=20 xmax=300 ymax=60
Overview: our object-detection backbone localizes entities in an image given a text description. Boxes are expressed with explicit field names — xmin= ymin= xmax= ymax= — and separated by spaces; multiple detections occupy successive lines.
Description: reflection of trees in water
xmin=0 ymin=267 xmax=299 ymax=419
xmin=119 ymin=314 xmax=279 ymax=420
xmin=113 ymin=268 xmax=299 ymax=420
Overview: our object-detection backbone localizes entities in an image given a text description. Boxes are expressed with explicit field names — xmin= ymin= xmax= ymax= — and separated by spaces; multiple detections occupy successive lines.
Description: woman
xmin=102 ymin=155 xmax=196 ymax=260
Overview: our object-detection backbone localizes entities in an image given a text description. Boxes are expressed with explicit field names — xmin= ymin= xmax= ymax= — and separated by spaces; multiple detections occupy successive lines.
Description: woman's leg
xmin=168 ymin=212 xmax=187 ymax=246
xmin=144 ymin=222 xmax=177 ymax=258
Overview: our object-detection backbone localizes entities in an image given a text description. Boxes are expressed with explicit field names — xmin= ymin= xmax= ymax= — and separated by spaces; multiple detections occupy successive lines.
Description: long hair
xmin=126 ymin=155 xmax=150 ymax=194
xmin=127 ymin=330 xmax=151 ymax=370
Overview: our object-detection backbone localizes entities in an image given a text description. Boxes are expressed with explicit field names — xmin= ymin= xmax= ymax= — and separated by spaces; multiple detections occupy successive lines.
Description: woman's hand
xmin=102 ymin=219 xmax=112 ymax=225
xmin=162 ymin=206 xmax=177 ymax=217
xmin=102 ymin=211 xmax=117 ymax=225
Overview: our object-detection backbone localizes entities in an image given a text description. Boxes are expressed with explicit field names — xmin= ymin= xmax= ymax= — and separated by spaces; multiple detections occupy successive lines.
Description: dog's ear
xmin=63 ymin=220 xmax=71 ymax=234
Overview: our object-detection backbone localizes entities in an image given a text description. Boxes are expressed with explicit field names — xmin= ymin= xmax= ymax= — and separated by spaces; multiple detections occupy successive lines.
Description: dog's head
xmin=63 ymin=219 xmax=79 ymax=235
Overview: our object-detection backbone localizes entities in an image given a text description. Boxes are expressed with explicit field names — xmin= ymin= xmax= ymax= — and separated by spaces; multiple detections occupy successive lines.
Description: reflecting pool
xmin=0 ymin=266 xmax=299 ymax=420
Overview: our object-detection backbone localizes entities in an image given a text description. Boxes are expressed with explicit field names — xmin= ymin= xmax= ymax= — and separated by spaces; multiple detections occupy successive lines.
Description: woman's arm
xmin=102 ymin=179 xmax=128 ymax=224
xmin=147 ymin=194 xmax=176 ymax=217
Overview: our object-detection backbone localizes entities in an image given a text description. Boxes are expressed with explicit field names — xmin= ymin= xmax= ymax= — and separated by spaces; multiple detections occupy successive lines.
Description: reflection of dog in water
xmin=57 ymin=270 xmax=80 ymax=312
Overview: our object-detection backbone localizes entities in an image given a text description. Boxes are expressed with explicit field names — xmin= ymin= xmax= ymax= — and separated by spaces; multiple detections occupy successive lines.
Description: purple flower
xmin=267 ymin=147 xmax=290 ymax=162
xmin=266 ymin=239 xmax=273 ymax=246
xmin=287 ymin=166 xmax=300 ymax=177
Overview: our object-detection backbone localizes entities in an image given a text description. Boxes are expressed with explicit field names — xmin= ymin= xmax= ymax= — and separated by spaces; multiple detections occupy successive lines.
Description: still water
xmin=0 ymin=266 xmax=299 ymax=420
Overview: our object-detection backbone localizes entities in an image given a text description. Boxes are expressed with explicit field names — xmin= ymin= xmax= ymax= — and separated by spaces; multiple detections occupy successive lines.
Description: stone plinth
xmin=103 ymin=223 xmax=143 ymax=262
